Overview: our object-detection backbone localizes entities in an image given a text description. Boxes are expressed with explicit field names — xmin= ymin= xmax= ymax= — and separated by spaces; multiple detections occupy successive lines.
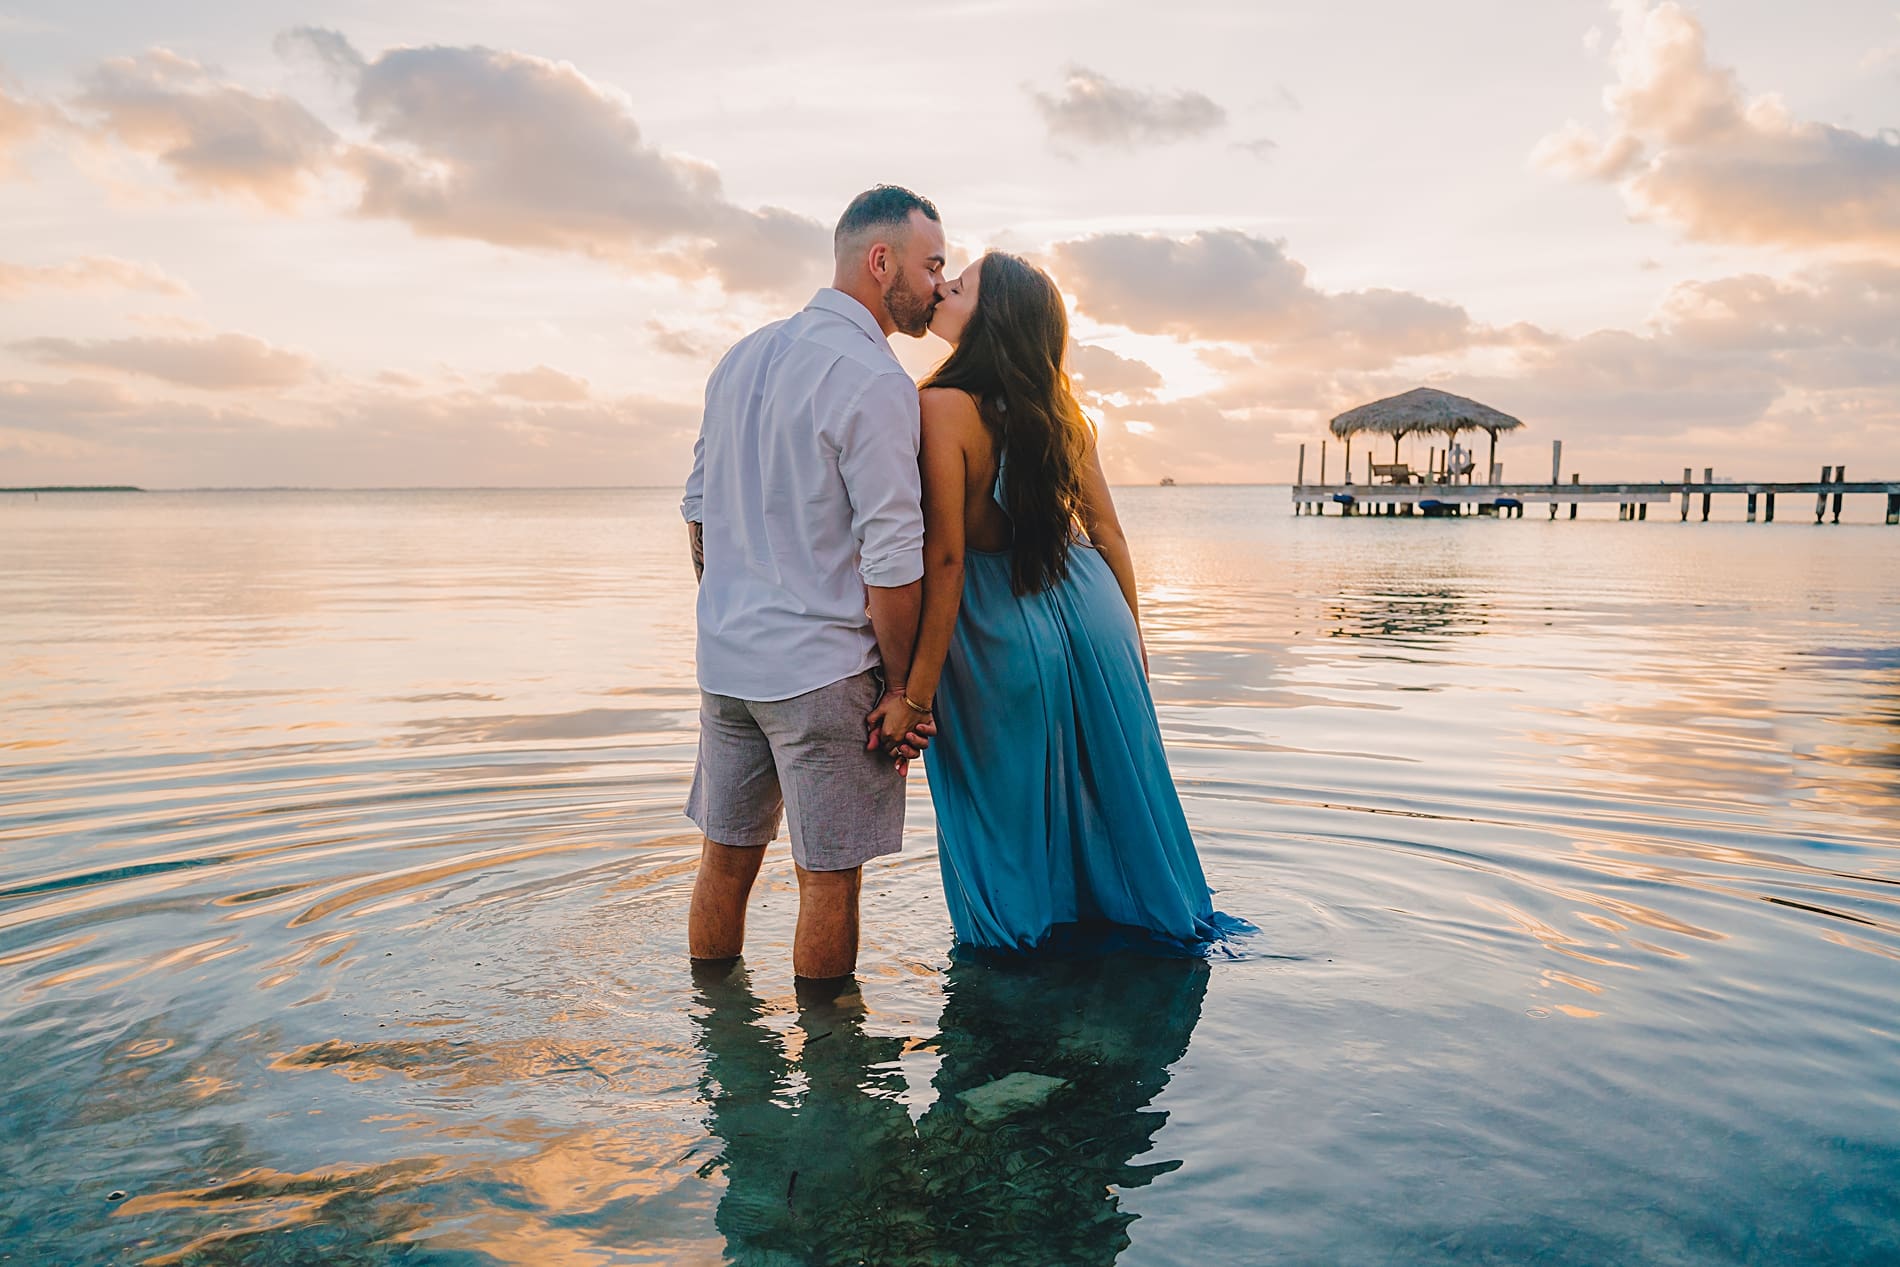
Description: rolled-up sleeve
xmin=680 ymin=428 xmax=705 ymax=524
xmin=837 ymin=370 xmax=924 ymax=587
xmin=682 ymin=369 xmax=714 ymax=523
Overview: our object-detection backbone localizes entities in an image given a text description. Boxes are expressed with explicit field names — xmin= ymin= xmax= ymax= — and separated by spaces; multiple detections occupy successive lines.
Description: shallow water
xmin=3 ymin=487 xmax=1897 ymax=1266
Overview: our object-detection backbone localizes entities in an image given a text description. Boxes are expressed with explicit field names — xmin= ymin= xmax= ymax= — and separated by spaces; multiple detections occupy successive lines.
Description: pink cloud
xmin=286 ymin=29 xmax=828 ymax=295
xmin=17 ymin=332 xmax=314 ymax=390
xmin=75 ymin=49 xmax=338 ymax=207
xmin=1051 ymin=229 xmax=1520 ymax=369
xmin=0 ymin=366 xmax=698 ymax=488
xmin=495 ymin=366 xmax=591 ymax=403
xmin=1030 ymin=66 xmax=1227 ymax=150
xmin=1534 ymin=1 xmax=1900 ymax=255
xmin=0 ymin=256 xmax=190 ymax=297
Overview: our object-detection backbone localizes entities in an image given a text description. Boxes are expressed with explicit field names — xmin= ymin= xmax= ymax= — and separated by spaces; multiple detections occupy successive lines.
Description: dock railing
xmin=1292 ymin=442 xmax=1900 ymax=524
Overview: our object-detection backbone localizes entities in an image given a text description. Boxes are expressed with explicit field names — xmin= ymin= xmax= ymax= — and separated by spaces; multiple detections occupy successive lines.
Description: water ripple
xmin=2 ymin=489 xmax=1897 ymax=1264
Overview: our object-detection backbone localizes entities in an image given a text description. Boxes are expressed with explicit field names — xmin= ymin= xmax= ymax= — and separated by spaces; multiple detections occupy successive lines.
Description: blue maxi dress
xmin=925 ymin=469 xmax=1251 ymax=956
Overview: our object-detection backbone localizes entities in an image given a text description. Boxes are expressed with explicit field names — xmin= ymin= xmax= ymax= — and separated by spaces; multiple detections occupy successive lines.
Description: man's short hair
xmin=834 ymin=185 xmax=940 ymax=254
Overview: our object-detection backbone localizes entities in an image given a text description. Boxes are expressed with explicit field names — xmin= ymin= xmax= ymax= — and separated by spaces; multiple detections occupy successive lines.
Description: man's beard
xmin=884 ymin=272 xmax=936 ymax=337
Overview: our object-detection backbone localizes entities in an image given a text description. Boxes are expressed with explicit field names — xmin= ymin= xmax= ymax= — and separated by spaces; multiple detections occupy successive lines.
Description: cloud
xmin=1197 ymin=258 xmax=1900 ymax=481
xmin=646 ymin=320 xmax=725 ymax=360
xmin=0 ymin=369 xmax=698 ymax=488
xmin=1051 ymin=229 xmax=1509 ymax=368
xmin=62 ymin=33 xmax=828 ymax=296
xmin=494 ymin=365 xmax=590 ymax=402
xmin=1030 ymin=66 xmax=1226 ymax=150
xmin=0 ymin=377 xmax=274 ymax=479
xmin=1067 ymin=341 xmax=1162 ymax=404
xmin=1090 ymin=393 xmax=1286 ymax=484
xmin=1534 ymin=0 xmax=1900 ymax=254
xmin=16 ymin=332 xmax=314 ymax=389
xmin=74 ymin=49 xmax=338 ymax=207
xmin=1054 ymin=250 xmax=1900 ymax=483
xmin=275 ymin=29 xmax=827 ymax=295
xmin=0 ymin=79 xmax=55 ymax=174
xmin=0 ymin=256 xmax=190 ymax=296
xmin=276 ymin=26 xmax=366 ymax=82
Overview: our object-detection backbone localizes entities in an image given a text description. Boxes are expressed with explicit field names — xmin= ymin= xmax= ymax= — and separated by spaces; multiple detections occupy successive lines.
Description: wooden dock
xmin=1292 ymin=449 xmax=1900 ymax=524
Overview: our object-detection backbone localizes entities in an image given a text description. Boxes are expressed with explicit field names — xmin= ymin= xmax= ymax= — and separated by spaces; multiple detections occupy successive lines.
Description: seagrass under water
xmin=1 ymin=487 xmax=1896 ymax=1265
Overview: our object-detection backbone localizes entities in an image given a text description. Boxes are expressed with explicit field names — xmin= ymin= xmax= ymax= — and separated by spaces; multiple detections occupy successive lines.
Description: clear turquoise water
xmin=2 ymin=487 xmax=1897 ymax=1265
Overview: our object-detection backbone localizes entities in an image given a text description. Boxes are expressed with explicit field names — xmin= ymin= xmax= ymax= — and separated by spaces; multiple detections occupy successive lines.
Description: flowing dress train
xmin=925 ymin=468 xmax=1251 ymax=955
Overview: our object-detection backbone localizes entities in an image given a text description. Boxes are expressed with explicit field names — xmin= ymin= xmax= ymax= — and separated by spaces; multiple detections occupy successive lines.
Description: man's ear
xmin=867 ymin=242 xmax=891 ymax=282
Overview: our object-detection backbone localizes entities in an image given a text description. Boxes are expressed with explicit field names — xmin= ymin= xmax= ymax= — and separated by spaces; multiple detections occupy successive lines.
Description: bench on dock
xmin=1370 ymin=462 xmax=1417 ymax=485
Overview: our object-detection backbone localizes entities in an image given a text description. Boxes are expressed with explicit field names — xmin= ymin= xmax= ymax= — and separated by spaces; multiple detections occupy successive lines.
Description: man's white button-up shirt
xmin=681 ymin=288 xmax=925 ymax=702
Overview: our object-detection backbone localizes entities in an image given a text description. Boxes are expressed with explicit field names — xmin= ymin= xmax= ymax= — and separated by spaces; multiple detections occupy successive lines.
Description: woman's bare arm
xmin=1077 ymin=439 xmax=1140 ymax=629
xmin=901 ymin=388 xmax=977 ymax=713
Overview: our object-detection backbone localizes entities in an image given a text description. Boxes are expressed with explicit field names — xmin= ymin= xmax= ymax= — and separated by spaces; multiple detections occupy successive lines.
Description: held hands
xmin=866 ymin=687 xmax=936 ymax=775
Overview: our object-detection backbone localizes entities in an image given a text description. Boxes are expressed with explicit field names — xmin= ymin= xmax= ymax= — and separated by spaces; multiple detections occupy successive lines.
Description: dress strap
xmin=990 ymin=396 xmax=1009 ymax=519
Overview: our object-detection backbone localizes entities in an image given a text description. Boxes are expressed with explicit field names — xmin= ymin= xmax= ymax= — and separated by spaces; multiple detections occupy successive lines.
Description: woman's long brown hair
xmin=922 ymin=251 xmax=1096 ymax=596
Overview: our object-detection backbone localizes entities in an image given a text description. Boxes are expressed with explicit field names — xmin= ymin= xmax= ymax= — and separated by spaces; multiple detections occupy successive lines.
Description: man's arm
xmin=835 ymin=372 xmax=928 ymax=756
xmin=682 ymin=394 xmax=708 ymax=580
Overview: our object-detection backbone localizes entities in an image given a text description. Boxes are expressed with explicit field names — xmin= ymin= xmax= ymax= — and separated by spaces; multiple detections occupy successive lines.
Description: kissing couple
xmin=681 ymin=184 xmax=1249 ymax=979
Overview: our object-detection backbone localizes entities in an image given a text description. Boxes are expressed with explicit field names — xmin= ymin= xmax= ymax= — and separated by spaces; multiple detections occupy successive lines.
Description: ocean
xmin=3 ymin=486 xmax=1897 ymax=1265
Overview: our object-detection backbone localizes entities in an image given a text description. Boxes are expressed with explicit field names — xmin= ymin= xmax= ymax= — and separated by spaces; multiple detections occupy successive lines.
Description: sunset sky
xmin=2 ymin=0 xmax=1897 ymax=487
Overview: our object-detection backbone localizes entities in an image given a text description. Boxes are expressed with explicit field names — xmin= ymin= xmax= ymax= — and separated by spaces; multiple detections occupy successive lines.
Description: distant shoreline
xmin=3 ymin=483 xmax=1257 ymax=493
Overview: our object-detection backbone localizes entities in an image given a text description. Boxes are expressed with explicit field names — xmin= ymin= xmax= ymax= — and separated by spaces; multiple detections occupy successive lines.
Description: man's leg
xmin=684 ymin=689 xmax=783 ymax=963
xmin=690 ymin=838 xmax=767 ymax=961
xmin=757 ymin=671 xmax=903 ymax=979
xmin=793 ymin=862 xmax=862 ymax=980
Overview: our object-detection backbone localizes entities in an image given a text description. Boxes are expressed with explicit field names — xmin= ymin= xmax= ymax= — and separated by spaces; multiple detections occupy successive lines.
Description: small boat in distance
xmin=1159 ymin=477 xmax=1177 ymax=487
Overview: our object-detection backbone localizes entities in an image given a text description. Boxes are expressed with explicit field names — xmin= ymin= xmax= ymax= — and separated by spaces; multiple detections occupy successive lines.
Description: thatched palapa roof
xmin=1329 ymin=387 xmax=1525 ymax=440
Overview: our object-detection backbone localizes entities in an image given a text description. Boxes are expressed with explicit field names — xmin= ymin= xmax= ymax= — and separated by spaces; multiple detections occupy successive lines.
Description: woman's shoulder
xmin=918 ymin=386 xmax=986 ymax=436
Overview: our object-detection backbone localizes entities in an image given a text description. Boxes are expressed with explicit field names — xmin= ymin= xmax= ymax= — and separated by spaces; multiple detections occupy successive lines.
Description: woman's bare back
xmin=958 ymin=415 xmax=1014 ymax=553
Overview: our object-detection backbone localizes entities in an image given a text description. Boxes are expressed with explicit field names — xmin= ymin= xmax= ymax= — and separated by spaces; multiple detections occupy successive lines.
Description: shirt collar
xmin=806 ymin=288 xmax=898 ymax=361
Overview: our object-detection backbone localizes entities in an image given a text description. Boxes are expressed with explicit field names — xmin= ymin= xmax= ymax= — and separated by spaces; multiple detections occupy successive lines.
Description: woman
xmin=884 ymin=251 xmax=1250 ymax=955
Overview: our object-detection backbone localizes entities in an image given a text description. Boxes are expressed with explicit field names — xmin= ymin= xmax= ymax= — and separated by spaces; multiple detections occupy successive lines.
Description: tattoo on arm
xmin=688 ymin=522 xmax=704 ymax=582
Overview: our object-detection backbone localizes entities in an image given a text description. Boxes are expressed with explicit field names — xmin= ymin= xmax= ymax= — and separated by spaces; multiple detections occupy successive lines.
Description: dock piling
xmin=1287 ymin=464 xmax=1893 ymax=523
xmin=1680 ymin=467 xmax=1691 ymax=521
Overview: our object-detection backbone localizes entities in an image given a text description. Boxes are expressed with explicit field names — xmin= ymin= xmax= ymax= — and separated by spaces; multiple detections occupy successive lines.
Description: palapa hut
xmin=1329 ymin=387 xmax=1524 ymax=484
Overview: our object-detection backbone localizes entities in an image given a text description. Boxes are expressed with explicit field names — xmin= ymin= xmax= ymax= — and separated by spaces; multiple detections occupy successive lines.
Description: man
xmin=681 ymin=184 xmax=946 ymax=980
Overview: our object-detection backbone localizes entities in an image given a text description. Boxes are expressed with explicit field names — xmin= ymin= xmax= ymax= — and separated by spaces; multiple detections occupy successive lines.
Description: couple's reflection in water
xmin=692 ymin=951 xmax=1210 ymax=1265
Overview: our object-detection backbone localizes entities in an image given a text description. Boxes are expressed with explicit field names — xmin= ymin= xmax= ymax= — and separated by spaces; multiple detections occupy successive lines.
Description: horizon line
xmin=6 ymin=482 xmax=1286 ymax=493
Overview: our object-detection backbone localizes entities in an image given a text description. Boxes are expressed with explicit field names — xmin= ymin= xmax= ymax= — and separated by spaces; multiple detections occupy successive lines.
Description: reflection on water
xmin=3 ymin=489 xmax=1900 ymax=1264
xmin=1324 ymin=583 xmax=1492 ymax=645
xmin=693 ymin=955 xmax=1206 ymax=1265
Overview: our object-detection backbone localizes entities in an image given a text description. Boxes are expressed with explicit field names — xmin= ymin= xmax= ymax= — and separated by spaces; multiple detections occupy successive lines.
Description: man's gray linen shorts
xmin=685 ymin=669 xmax=905 ymax=872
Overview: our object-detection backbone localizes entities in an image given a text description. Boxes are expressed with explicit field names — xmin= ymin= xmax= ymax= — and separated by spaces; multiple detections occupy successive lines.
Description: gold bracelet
xmin=903 ymin=694 xmax=933 ymax=715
